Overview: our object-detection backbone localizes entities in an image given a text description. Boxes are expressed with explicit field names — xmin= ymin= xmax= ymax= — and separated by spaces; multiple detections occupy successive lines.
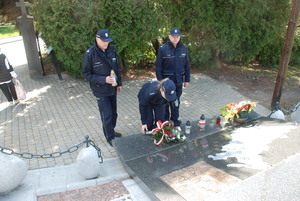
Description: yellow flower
xmin=219 ymin=100 xmax=255 ymax=121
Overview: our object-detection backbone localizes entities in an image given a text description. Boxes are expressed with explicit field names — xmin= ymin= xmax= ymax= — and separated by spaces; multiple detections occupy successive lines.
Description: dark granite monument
xmin=16 ymin=0 xmax=43 ymax=79
xmin=114 ymin=112 xmax=300 ymax=200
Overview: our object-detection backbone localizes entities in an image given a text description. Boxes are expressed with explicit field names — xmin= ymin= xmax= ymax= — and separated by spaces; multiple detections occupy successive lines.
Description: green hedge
xmin=31 ymin=0 xmax=161 ymax=77
xmin=31 ymin=0 xmax=296 ymax=77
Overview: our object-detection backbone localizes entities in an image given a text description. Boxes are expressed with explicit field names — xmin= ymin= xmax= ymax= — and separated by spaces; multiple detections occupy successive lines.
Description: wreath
xmin=145 ymin=120 xmax=186 ymax=146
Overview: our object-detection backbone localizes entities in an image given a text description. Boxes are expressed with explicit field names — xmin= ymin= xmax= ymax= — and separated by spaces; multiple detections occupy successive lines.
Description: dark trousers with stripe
xmin=96 ymin=95 xmax=117 ymax=142
xmin=165 ymin=84 xmax=182 ymax=126
xmin=0 ymin=81 xmax=17 ymax=102
xmin=145 ymin=104 xmax=165 ymax=130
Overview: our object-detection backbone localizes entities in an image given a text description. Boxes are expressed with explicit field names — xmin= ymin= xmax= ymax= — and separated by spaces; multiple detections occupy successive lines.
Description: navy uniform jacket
xmin=138 ymin=81 xmax=167 ymax=125
xmin=82 ymin=42 xmax=122 ymax=97
xmin=155 ymin=40 xmax=190 ymax=85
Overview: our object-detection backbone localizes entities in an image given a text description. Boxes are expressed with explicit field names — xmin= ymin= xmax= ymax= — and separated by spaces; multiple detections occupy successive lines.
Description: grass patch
xmin=0 ymin=26 xmax=19 ymax=39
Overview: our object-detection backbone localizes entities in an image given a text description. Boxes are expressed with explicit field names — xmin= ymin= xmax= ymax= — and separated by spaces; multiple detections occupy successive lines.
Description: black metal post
xmin=35 ymin=32 xmax=45 ymax=76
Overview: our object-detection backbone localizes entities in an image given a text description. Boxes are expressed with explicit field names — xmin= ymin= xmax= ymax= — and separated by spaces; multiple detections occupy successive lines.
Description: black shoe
xmin=108 ymin=140 xmax=113 ymax=147
xmin=114 ymin=132 xmax=122 ymax=138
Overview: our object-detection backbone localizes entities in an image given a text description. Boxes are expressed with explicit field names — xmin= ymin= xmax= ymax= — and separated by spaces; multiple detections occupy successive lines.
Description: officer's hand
xmin=183 ymin=82 xmax=189 ymax=88
xmin=105 ymin=76 xmax=114 ymax=84
xmin=117 ymin=86 xmax=122 ymax=92
xmin=141 ymin=124 xmax=148 ymax=134
xmin=175 ymin=126 xmax=182 ymax=131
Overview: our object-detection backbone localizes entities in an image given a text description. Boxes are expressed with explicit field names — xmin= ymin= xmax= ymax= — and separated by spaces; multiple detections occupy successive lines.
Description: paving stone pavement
xmin=0 ymin=37 xmax=270 ymax=170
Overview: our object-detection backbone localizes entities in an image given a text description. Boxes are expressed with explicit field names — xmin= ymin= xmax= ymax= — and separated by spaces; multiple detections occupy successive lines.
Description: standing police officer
xmin=82 ymin=29 xmax=122 ymax=147
xmin=155 ymin=28 xmax=190 ymax=129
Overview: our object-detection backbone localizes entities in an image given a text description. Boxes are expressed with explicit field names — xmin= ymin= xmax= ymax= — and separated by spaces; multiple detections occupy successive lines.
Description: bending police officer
xmin=138 ymin=78 xmax=177 ymax=134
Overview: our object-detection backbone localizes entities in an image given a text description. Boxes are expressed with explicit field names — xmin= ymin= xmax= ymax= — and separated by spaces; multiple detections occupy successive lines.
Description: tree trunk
xmin=271 ymin=0 xmax=300 ymax=109
xmin=152 ymin=39 xmax=160 ymax=56
xmin=213 ymin=48 xmax=222 ymax=69
xmin=118 ymin=51 xmax=126 ymax=74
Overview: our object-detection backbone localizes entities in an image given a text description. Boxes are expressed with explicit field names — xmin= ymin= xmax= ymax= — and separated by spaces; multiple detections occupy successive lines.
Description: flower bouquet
xmin=219 ymin=100 xmax=255 ymax=123
xmin=146 ymin=120 xmax=186 ymax=146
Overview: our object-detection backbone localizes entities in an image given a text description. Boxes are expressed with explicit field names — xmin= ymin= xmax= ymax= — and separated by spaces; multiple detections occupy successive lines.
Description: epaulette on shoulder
xmin=86 ymin=46 xmax=94 ymax=54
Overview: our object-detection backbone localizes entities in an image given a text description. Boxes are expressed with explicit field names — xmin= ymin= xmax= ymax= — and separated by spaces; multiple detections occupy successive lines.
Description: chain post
xmin=0 ymin=136 xmax=103 ymax=163
xmin=85 ymin=135 xmax=89 ymax=147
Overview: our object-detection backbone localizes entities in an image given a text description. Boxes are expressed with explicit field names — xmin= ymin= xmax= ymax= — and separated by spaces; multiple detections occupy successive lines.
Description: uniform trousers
xmin=144 ymin=104 xmax=165 ymax=130
xmin=96 ymin=95 xmax=117 ymax=142
xmin=165 ymin=84 xmax=182 ymax=126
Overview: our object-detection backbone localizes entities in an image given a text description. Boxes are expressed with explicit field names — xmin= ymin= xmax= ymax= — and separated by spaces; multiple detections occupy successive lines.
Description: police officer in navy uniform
xmin=155 ymin=28 xmax=190 ymax=130
xmin=82 ymin=29 xmax=122 ymax=147
xmin=138 ymin=78 xmax=177 ymax=134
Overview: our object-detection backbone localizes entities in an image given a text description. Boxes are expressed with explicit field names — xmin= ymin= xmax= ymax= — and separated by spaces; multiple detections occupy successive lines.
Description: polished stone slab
xmin=114 ymin=117 xmax=223 ymax=163
xmin=114 ymin=111 xmax=261 ymax=163
xmin=113 ymin=113 xmax=300 ymax=201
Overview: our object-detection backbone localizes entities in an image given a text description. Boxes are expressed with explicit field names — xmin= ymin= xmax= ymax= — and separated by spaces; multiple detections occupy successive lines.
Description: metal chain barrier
xmin=0 ymin=135 xmax=103 ymax=163
xmin=289 ymin=102 xmax=300 ymax=114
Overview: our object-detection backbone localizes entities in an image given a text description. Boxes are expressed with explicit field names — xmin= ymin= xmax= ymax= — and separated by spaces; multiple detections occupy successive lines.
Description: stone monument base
xmin=160 ymin=161 xmax=241 ymax=201
xmin=114 ymin=116 xmax=300 ymax=200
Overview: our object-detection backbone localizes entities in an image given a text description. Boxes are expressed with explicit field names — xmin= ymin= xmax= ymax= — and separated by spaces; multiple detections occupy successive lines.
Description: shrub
xmin=31 ymin=0 xmax=294 ymax=76
xmin=31 ymin=0 xmax=160 ymax=77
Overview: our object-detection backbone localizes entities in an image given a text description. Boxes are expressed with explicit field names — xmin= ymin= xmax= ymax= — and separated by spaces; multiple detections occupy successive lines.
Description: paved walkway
xmin=0 ymin=64 xmax=270 ymax=170
xmin=0 ymin=37 xmax=270 ymax=200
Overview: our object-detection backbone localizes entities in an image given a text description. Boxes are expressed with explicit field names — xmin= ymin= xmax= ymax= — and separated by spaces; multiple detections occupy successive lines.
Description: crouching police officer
xmin=82 ymin=29 xmax=122 ymax=147
xmin=138 ymin=78 xmax=177 ymax=134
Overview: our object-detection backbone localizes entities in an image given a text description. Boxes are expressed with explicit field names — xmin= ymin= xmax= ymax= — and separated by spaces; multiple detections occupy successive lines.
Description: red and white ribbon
xmin=151 ymin=121 xmax=173 ymax=146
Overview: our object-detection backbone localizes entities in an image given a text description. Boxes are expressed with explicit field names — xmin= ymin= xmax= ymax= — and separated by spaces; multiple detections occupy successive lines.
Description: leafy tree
xmin=158 ymin=0 xmax=290 ymax=68
xmin=290 ymin=25 xmax=300 ymax=67
xmin=31 ymin=0 xmax=294 ymax=77
xmin=31 ymin=0 xmax=96 ymax=77
xmin=100 ymin=0 xmax=161 ymax=70
xmin=31 ymin=0 xmax=160 ymax=77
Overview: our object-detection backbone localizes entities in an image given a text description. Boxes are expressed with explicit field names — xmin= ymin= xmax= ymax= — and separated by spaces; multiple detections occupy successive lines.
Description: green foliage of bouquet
xmin=219 ymin=100 xmax=255 ymax=121
xmin=151 ymin=121 xmax=186 ymax=146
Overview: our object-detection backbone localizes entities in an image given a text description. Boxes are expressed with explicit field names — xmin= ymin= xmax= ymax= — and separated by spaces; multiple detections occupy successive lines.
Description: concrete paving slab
xmin=38 ymin=167 xmax=67 ymax=194
xmin=122 ymin=179 xmax=152 ymax=201
xmin=0 ymin=157 xmax=138 ymax=201
xmin=207 ymin=152 xmax=300 ymax=201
